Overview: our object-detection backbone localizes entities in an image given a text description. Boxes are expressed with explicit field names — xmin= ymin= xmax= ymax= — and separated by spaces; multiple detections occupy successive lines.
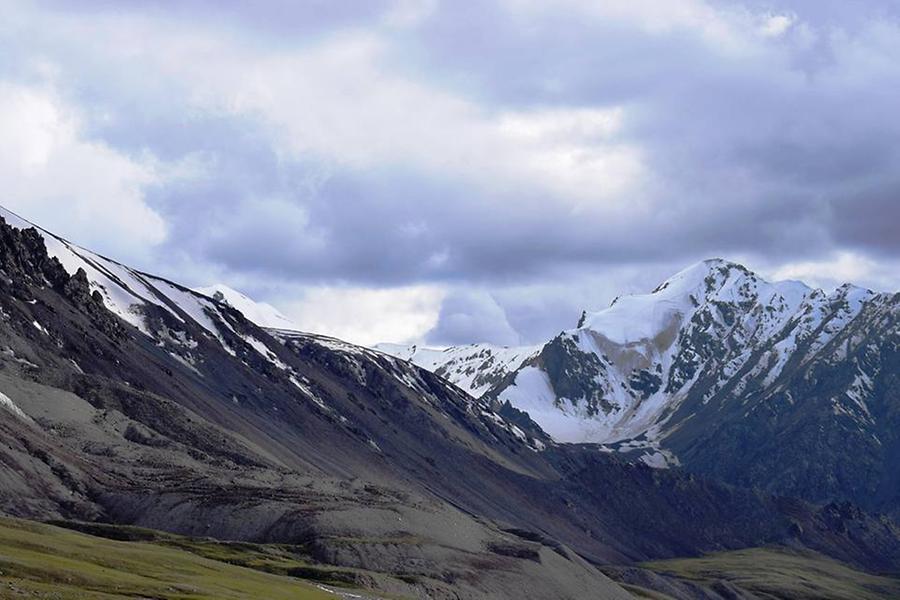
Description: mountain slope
xmin=493 ymin=259 xmax=817 ymax=449
xmin=378 ymin=260 xmax=816 ymax=445
xmin=2 ymin=207 xmax=900 ymax=597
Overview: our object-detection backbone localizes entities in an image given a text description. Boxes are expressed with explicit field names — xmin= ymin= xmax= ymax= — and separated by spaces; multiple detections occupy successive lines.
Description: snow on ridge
xmin=388 ymin=259 xmax=888 ymax=459
xmin=0 ymin=206 xmax=241 ymax=355
xmin=374 ymin=341 xmax=540 ymax=398
xmin=0 ymin=391 xmax=34 ymax=425
xmin=194 ymin=284 xmax=299 ymax=331
xmin=582 ymin=259 xmax=812 ymax=346
xmin=2 ymin=207 xmax=172 ymax=336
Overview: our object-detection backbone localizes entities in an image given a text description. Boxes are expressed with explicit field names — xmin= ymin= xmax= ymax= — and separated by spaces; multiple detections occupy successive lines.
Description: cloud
xmin=758 ymin=13 xmax=795 ymax=37
xmin=165 ymin=33 xmax=643 ymax=206
xmin=500 ymin=0 xmax=746 ymax=48
xmin=426 ymin=289 xmax=520 ymax=346
xmin=280 ymin=285 xmax=444 ymax=346
xmin=0 ymin=82 xmax=169 ymax=262
xmin=768 ymin=252 xmax=900 ymax=292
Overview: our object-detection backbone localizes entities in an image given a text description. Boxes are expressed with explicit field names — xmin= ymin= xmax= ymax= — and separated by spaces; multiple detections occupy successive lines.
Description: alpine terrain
xmin=1 ymin=205 xmax=900 ymax=599
xmin=379 ymin=260 xmax=900 ymax=519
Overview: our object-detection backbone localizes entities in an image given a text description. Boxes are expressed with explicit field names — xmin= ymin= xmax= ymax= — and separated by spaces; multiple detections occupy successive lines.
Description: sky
xmin=1 ymin=0 xmax=899 ymax=346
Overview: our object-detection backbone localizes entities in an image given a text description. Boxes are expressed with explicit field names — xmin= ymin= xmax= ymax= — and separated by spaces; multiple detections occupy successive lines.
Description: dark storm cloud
xmin=174 ymin=165 xmax=831 ymax=286
xmin=2 ymin=0 xmax=899 ymax=344
xmin=830 ymin=182 xmax=900 ymax=255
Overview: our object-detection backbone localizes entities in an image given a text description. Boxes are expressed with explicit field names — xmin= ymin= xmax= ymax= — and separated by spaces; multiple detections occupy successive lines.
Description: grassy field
xmin=0 ymin=517 xmax=342 ymax=599
xmin=641 ymin=546 xmax=900 ymax=600
xmin=48 ymin=519 xmax=375 ymax=588
xmin=5 ymin=516 xmax=899 ymax=600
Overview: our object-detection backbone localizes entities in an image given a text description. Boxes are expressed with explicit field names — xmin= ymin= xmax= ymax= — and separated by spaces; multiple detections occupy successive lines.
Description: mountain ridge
xmin=377 ymin=258 xmax=900 ymax=516
xmin=378 ymin=257 xmax=867 ymax=444
xmin=2 ymin=205 xmax=900 ymax=598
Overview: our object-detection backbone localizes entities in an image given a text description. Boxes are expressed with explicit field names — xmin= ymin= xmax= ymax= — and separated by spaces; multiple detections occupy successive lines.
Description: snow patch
xmin=0 ymin=391 xmax=34 ymax=424
xmin=194 ymin=284 xmax=299 ymax=331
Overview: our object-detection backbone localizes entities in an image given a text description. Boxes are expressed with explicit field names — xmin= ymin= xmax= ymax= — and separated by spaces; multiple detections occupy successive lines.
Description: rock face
xmin=379 ymin=259 xmax=900 ymax=517
xmin=2 ymin=207 xmax=900 ymax=598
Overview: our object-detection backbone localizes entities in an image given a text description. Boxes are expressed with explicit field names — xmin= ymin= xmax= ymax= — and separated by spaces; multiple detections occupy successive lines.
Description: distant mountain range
xmin=378 ymin=259 xmax=900 ymax=516
xmin=2 ymin=204 xmax=899 ymax=598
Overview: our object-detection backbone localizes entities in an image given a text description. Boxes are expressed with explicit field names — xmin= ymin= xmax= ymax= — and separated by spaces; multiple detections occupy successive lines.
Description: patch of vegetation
xmin=641 ymin=546 xmax=900 ymax=600
xmin=48 ymin=519 xmax=379 ymax=590
xmin=0 ymin=517 xmax=339 ymax=599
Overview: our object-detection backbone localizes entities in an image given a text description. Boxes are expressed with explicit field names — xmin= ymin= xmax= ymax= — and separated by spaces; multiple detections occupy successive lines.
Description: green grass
xmin=48 ymin=520 xmax=381 ymax=588
xmin=16 ymin=516 xmax=897 ymax=600
xmin=0 ymin=517 xmax=339 ymax=599
xmin=641 ymin=546 xmax=900 ymax=600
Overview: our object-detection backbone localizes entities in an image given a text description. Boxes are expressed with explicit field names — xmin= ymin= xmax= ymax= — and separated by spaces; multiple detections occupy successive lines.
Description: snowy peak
xmin=194 ymin=283 xmax=299 ymax=331
xmin=648 ymin=258 xmax=747 ymax=296
xmin=578 ymin=259 xmax=810 ymax=358
xmin=491 ymin=258 xmax=891 ymax=449
xmin=384 ymin=258 xmax=894 ymax=467
xmin=649 ymin=258 xmax=812 ymax=301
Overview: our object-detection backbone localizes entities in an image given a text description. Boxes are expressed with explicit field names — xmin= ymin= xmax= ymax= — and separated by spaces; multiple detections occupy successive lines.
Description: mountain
xmin=373 ymin=342 xmax=540 ymax=398
xmin=379 ymin=259 xmax=900 ymax=516
xmin=3 ymin=206 xmax=900 ymax=598
xmin=194 ymin=283 xmax=300 ymax=331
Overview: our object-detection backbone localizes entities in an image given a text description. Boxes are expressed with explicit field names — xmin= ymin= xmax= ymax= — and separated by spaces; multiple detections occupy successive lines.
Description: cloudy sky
xmin=1 ymin=0 xmax=899 ymax=346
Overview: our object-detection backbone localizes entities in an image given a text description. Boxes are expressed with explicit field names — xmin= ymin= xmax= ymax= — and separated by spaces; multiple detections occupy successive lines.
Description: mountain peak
xmin=584 ymin=259 xmax=771 ymax=345
xmin=655 ymin=258 xmax=749 ymax=290
xmin=700 ymin=256 xmax=740 ymax=268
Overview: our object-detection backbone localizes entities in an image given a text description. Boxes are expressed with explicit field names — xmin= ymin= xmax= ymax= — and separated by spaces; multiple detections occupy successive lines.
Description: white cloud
xmin=496 ymin=107 xmax=642 ymax=204
xmin=208 ymin=36 xmax=642 ymax=205
xmin=280 ymin=285 xmax=445 ymax=346
xmin=498 ymin=107 xmax=624 ymax=142
xmin=0 ymin=82 xmax=168 ymax=261
xmin=502 ymin=0 xmax=806 ymax=54
xmin=768 ymin=252 xmax=898 ymax=291
xmin=501 ymin=0 xmax=745 ymax=50
xmin=758 ymin=13 xmax=796 ymax=38
xmin=427 ymin=289 xmax=521 ymax=346
xmin=17 ymin=11 xmax=642 ymax=209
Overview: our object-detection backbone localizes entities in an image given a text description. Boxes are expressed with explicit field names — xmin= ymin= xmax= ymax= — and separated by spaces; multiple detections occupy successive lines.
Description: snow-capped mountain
xmin=379 ymin=259 xmax=900 ymax=513
xmin=381 ymin=260 xmax=812 ymax=443
xmin=494 ymin=260 xmax=817 ymax=448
